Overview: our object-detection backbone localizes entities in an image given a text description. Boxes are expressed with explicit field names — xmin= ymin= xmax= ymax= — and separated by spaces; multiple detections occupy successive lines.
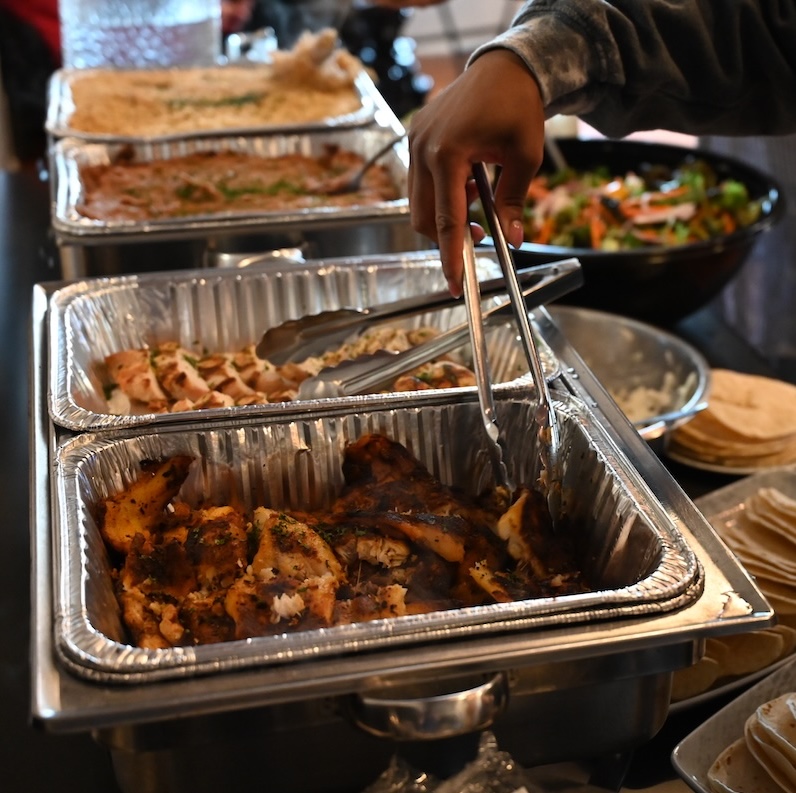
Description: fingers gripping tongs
xmin=466 ymin=163 xmax=563 ymax=519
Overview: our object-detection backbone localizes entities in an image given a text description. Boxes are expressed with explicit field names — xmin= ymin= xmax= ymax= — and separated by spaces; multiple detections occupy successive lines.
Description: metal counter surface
xmin=3 ymin=166 xmax=794 ymax=792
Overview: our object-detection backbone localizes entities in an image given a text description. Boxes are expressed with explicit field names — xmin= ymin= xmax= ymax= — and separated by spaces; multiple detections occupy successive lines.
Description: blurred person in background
xmin=223 ymin=0 xmax=257 ymax=35
xmin=0 ymin=0 xmax=60 ymax=165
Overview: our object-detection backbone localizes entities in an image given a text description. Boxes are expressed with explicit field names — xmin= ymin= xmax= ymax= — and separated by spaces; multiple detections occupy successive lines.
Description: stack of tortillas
xmin=668 ymin=369 xmax=796 ymax=469
xmin=670 ymin=482 xmax=796 ymax=703
xmin=718 ymin=486 xmax=796 ymax=629
xmin=707 ymin=691 xmax=796 ymax=793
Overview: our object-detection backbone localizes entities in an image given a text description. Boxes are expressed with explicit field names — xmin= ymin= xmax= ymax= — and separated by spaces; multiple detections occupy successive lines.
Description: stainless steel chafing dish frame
xmin=30 ymin=278 xmax=774 ymax=738
xmin=46 ymin=66 xmax=381 ymax=143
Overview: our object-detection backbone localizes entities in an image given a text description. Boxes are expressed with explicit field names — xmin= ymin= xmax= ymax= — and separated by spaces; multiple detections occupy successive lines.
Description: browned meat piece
xmin=333 ymin=583 xmax=409 ymax=624
xmin=117 ymin=588 xmax=175 ymax=650
xmin=196 ymin=354 xmax=255 ymax=400
xmin=180 ymin=591 xmax=236 ymax=645
xmin=180 ymin=505 xmax=249 ymax=589
xmin=99 ymin=455 xmax=193 ymax=554
xmin=393 ymin=361 xmax=477 ymax=391
xmin=336 ymin=434 xmax=499 ymax=525
xmin=495 ymin=487 xmax=565 ymax=577
xmin=117 ymin=533 xmax=197 ymax=648
xmin=225 ymin=571 xmax=339 ymax=637
xmin=344 ymin=511 xmax=469 ymax=563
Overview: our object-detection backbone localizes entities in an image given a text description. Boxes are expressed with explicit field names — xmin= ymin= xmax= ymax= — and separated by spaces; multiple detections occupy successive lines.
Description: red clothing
xmin=0 ymin=0 xmax=61 ymax=64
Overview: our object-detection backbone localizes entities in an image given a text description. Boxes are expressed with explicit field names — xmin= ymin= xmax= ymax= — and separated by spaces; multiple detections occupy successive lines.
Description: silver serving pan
xmin=548 ymin=305 xmax=711 ymax=440
xmin=47 ymin=251 xmax=560 ymax=432
xmin=51 ymin=126 xmax=409 ymax=243
xmin=46 ymin=66 xmax=379 ymax=143
xmin=52 ymin=390 xmax=702 ymax=685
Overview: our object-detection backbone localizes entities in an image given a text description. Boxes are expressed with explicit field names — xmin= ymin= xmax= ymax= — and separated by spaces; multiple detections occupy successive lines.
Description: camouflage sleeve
xmin=469 ymin=0 xmax=796 ymax=137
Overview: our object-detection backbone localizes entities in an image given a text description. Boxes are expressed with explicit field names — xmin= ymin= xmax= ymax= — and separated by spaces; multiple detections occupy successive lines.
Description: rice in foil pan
xmin=48 ymin=252 xmax=560 ymax=432
xmin=51 ymin=126 xmax=409 ymax=241
xmin=46 ymin=66 xmax=380 ymax=143
xmin=52 ymin=393 xmax=702 ymax=684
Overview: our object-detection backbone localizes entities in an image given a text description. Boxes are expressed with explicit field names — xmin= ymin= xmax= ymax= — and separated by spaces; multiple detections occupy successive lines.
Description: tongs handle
xmin=472 ymin=163 xmax=561 ymax=482
xmin=462 ymin=226 xmax=514 ymax=491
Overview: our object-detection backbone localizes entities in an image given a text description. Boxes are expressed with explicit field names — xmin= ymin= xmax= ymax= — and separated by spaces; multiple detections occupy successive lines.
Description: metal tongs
xmin=257 ymin=260 xmax=583 ymax=365
xmin=471 ymin=162 xmax=563 ymax=519
xmin=462 ymin=225 xmax=514 ymax=491
xmin=296 ymin=261 xmax=582 ymax=400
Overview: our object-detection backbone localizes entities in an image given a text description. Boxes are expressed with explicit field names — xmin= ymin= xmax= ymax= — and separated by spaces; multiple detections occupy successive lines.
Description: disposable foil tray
xmin=52 ymin=392 xmax=702 ymax=684
xmin=46 ymin=66 xmax=379 ymax=142
xmin=51 ymin=126 xmax=409 ymax=242
xmin=47 ymin=251 xmax=559 ymax=432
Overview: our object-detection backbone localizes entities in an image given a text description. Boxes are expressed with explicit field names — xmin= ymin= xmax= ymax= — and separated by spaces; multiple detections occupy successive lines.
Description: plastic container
xmin=58 ymin=0 xmax=222 ymax=69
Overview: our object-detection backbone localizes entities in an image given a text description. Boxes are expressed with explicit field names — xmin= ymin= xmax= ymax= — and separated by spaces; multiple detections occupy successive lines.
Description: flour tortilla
xmin=756 ymin=693 xmax=796 ymax=768
xmin=671 ymin=655 xmax=721 ymax=701
xmin=673 ymin=420 xmax=796 ymax=457
xmin=708 ymin=737 xmax=785 ymax=793
xmin=715 ymin=631 xmax=787 ymax=677
xmin=745 ymin=713 xmax=796 ymax=792
xmin=706 ymin=370 xmax=796 ymax=441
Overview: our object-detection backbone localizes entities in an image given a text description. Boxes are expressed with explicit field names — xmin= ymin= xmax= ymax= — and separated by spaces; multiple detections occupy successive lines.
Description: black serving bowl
xmin=489 ymin=138 xmax=784 ymax=325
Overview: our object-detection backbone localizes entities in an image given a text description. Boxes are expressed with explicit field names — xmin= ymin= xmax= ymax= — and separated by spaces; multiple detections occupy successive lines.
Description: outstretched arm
xmin=406 ymin=0 xmax=796 ymax=294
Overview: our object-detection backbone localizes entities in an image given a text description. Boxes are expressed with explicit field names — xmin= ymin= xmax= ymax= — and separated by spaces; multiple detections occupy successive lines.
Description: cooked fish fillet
xmin=252 ymin=507 xmax=345 ymax=581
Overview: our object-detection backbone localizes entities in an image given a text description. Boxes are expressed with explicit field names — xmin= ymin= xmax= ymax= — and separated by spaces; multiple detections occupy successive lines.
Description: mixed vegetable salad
xmin=512 ymin=158 xmax=765 ymax=250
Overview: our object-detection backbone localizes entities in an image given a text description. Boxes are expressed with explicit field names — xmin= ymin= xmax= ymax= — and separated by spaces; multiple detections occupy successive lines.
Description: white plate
xmin=672 ymin=657 xmax=796 ymax=793
xmin=664 ymin=448 xmax=787 ymax=476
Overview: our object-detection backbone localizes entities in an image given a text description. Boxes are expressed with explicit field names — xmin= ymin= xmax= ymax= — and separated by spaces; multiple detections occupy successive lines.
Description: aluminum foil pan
xmin=51 ymin=127 xmax=409 ymax=242
xmin=46 ymin=67 xmax=379 ymax=143
xmin=52 ymin=391 xmax=702 ymax=684
xmin=48 ymin=252 xmax=560 ymax=432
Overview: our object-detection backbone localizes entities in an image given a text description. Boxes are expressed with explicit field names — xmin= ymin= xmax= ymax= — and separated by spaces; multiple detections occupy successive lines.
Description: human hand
xmin=407 ymin=49 xmax=546 ymax=296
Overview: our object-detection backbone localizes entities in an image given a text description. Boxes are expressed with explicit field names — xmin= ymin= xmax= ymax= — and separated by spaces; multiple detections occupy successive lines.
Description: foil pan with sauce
xmin=47 ymin=252 xmax=560 ymax=432
xmin=51 ymin=126 xmax=409 ymax=243
xmin=52 ymin=392 xmax=702 ymax=684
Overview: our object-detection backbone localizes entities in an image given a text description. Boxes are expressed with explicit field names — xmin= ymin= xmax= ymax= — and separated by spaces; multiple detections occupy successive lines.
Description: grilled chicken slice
xmin=196 ymin=353 xmax=255 ymax=400
xmin=105 ymin=348 xmax=168 ymax=405
xmin=333 ymin=583 xmax=409 ymax=624
xmin=180 ymin=590 xmax=236 ymax=645
xmin=99 ymin=455 xmax=193 ymax=553
xmin=151 ymin=342 xmax=211 ymax=401
xmin=393 ymin=361 xmax=477 ymax=391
